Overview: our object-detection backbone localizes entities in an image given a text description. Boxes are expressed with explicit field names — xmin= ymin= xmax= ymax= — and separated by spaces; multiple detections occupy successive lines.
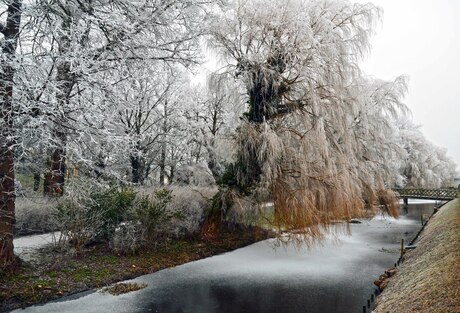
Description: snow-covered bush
xmin=167 ymin=186 xmax=218 ymax=237
xmin=111 ymin=186 xmax=216 ymax=254
xmin=110 ymin=221 xmax=143 ymax=255
xmin=173 ymin=164 xmax=215 ymax=187
xmin=51 ymin=179 xmax=135 ymax=252
xmin=135 ymin=186 xmax=217 ymax=239
xmin=15 ymin=197 xmax=57 ymax=236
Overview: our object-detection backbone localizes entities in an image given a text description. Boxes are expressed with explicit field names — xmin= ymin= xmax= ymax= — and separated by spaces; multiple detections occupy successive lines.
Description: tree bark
xmin=159 ymin=143 xmax=166 ymax=186
xmin=159 ymin=100 xmax=168 ymax=186
xmin=131 ymin=155 xmax=141 ymax=184
xmin=33 ymin=173 xmax=40 ymax=191
xmin=45 ymin=146 xmax=66 ymax=196
xmin=43 ymin=16 xmax=72 ymax=196
xmin=0 ymin=0 xmax=22 ymax=271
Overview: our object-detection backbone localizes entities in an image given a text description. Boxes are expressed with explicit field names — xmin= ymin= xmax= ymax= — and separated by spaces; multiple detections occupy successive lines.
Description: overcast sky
xmin=359 ymin=0 xmax=460 ymax=170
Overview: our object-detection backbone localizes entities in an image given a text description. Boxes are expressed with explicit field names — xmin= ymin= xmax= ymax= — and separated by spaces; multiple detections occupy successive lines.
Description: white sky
xmin=359 ymin=0 xmax=460 ymax=169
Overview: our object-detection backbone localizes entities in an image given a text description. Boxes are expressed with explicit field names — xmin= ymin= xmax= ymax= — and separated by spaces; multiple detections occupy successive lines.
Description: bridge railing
xmin=393 ymin=188 xmax=458 ymax=200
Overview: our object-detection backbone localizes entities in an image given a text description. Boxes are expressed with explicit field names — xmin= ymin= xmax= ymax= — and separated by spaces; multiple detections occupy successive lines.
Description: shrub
xmin=110 ymin=221 xmax=143 ymax=255
xmin=133 ymin=189 xmax=176 ymax=239
xmin=89 ymin=188 xmax=136 ymax=240
xmin=173 ymin=164 xmax=215 ymax=187
xmin=52 ymin=182 xmax=218 ymax=254
xmin=53 ymin=198 xmax=106 ymax=252
xmin=166 ymin=186 xmax=217 ymax=238
xmin=111 ymin=189 xmax=177 ymax=254
xmin=51 ymin=180 xmax=135 ymax=252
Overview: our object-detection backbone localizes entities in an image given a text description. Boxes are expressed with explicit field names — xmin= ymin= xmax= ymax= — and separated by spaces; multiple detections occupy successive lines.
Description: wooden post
xmin=403 ymin=197 xmax=408 ymax=208
xmin=400 ymin=238 xmax=405 ymax=259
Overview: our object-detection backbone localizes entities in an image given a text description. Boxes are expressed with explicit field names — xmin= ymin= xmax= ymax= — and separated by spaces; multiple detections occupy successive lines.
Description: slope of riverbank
xmin=373 ymin=199 xmax=460 ymax=313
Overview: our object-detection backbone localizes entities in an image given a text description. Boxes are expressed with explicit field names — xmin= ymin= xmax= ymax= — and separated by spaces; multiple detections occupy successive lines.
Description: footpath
xmin=373 ymin=199 xmax=460 ymax=313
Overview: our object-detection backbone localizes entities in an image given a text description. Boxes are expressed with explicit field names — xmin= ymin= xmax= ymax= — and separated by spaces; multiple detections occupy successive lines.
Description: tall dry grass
xmin=15 ymin=196 xmax=58 ymax=236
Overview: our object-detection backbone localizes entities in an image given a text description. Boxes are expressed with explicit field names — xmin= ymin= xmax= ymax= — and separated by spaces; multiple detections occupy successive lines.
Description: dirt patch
xmin=373 ymin=199 xmax=460 ymax=313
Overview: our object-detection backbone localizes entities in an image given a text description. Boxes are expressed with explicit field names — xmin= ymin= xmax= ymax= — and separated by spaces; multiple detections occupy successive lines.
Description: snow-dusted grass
xmin=374 ymin=199 xmax=460 ymax=313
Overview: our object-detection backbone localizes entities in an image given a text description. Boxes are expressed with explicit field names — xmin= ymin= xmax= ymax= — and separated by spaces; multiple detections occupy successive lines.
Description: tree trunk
xmin=33 ymin=173 xmax=40 ymax=191
xmin=168 ymin=166 xmax=175 ymax=185
xmin=0 ymin=0 xmax=22 ymax=271
xmin=45 ymin=147 xmax=66 ymax=196
xmin=159 ymin=143 xmax=166 ymax=186
xmin=0 ymin=148 xmax=16 ymax=270
xmin=44 ymin=129 xmax=67 ymax=196
xmin=159 ymin=100 xmax=168 ymax=186
xmin=44 ymin=15 xmax=72 ymax=196
xmin=94 ymin=155 xmax=105 ymax=180
xmin=131 ymin=155 xmax=141 ymax=184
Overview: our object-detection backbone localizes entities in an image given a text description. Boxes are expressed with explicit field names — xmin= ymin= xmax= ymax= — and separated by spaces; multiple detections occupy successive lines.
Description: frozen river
xmin=12 ymin=202 xmax=438 ymax=313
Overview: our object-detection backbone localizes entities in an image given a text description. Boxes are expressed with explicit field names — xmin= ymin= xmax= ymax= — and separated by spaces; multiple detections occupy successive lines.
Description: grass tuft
xmin=101 ymin=282 xmax=148 ymax=295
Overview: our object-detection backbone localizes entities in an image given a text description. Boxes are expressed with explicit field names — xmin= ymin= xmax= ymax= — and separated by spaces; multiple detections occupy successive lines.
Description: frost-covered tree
xmin=208 ymin=0 xmax=410 ymax=239
xmin=14 ymin=0 xmax=212 ymax=194
xmin=1 ymin=0 xmax=215 ymax=268
xmin=396 ymin=118 xmax=456 ymax=188
xmin=184 ymin=73 xmax=243 ymax=180
xmin=346 ymin=76 xmax=408 ymax=203
xmin=111 ymin=64 xmax=170 ymax=185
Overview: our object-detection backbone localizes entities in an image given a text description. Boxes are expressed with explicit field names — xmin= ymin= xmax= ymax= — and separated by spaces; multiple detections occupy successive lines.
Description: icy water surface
xmin=12 ymin=202 xmax=438 ymax=313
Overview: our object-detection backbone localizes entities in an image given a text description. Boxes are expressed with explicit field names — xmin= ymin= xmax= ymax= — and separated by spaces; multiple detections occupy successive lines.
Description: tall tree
xmin=208 ymin=0 xmax=409 ymax=239
xmin=0 ymin=0 xmax=22 ymax=271
xmin=20 ymin=0 xmax=212 ymax=193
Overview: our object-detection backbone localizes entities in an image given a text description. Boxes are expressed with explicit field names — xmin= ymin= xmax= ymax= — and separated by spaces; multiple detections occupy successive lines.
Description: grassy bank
xmin=373 ymin=199 xmax=460 ymax=313
xmin=1 ymin=228 xmax=269 ymax=312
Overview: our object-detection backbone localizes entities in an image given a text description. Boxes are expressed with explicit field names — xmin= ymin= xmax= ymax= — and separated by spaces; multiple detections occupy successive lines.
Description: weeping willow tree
xmin=207 ymin=0 xmax=408 ymax=242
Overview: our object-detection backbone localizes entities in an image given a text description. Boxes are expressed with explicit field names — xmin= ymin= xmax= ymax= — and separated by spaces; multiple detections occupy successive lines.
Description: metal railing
xmin=393 ymin=188 xmax=457 ymax=200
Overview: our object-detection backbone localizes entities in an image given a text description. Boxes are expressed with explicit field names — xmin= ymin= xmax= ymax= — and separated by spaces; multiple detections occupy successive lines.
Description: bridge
xmin=393 ymin=188 xmax=458 ymax=201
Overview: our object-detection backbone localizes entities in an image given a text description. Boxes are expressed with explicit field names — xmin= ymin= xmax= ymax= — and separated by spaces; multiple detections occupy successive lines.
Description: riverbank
xmin=1 ymin=228 xmax=268 ymax=312
xmin=373 ymin=199 xmax=460 ymax=313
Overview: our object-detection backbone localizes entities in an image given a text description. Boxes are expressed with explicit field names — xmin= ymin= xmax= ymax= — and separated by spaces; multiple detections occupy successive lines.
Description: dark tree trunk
xmin=159 ymin=143 xmax=166 ymax=186
xmin=237 ymin=63 xmax=286 ymax=189
xmin=44 ymin=147 xmax=66 ymax=196
xmin=44 ymin=128 xmax=67 ymax=196
xmin=131 ymin=155 xmax=141 ymax=184
xmin=168 ymin=166 xmax=175 ymax=185
xmin=0 ymin=0 xmax=22 ymax=271
xmin=33 ymin=173 xmax=40 ymax=191
xmin=44 ymin=16 xmax=72 ymax=197
xmin=94 ymin=157 xmax=105 ymax=180
xmin=159 ymin=100 xmax=168 ymax=186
